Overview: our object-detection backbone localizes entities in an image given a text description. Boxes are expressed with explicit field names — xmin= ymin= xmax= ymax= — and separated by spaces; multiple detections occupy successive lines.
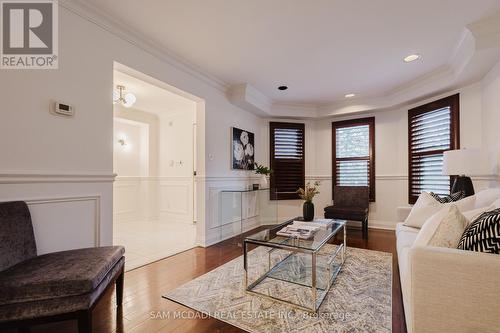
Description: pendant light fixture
xmin=113 ymin=85 xmax=137 ymax=108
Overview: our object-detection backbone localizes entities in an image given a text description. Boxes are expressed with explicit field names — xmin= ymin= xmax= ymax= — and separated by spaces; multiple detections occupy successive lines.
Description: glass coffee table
xmin=243 ymin=219 xmax=346 ymax=313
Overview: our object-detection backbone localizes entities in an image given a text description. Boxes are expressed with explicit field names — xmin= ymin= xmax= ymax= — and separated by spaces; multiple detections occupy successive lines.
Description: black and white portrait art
xmin=231 ymin=127 xmax=255 ymax=170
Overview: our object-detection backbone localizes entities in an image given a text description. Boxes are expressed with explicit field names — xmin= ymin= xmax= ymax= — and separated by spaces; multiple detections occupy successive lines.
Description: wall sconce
xmin=116 ymin=134 xmax=130 ymax=151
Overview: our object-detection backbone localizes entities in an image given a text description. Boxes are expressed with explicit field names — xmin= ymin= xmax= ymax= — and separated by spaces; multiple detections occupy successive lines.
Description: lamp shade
xmin=442 ymin=149 xmax=488 ymax=176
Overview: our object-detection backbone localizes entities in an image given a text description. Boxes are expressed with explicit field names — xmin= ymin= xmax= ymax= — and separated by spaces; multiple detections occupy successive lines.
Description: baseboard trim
xmin=368 ymin=220 xmax=396 ymax=231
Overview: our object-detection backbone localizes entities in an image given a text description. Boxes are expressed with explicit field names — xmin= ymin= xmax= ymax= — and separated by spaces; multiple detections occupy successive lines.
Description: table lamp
xmin=442 ymin=149 xmax=488 ymax=197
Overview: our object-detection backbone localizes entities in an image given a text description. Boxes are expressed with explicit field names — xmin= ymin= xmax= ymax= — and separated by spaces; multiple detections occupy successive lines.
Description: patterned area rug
xmin=164 ymin=245 xmax=392 ymax=333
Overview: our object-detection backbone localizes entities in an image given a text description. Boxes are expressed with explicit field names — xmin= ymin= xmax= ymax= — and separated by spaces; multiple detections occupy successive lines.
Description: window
xmin=408 ymin=94 xmax=460 ymax=204
xmin=332 ymin=117 xmax=375 ymax=201
xmin=270 ymin=122 xmax=305 ymax=200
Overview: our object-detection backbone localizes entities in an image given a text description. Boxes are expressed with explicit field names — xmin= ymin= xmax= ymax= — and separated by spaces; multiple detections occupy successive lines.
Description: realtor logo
xmin=1 ymin=0 xmax=58 ymax=69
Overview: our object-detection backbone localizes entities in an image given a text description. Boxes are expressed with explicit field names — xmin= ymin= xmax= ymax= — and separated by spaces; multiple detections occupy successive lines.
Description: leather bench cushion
xmin=0 ymin=246 xmax=124 ymax=305
xmin=324 ymin=206 xmax=368 ymax=221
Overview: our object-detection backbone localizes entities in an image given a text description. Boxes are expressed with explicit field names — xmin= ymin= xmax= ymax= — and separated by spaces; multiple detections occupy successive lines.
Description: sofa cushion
xmin=395 ymin=223 xmax=418 ymax=323
xmin=396 ymin=223 xmax=420 ymax=237
xmin=324 ymin=206 xmax=367 ymax=221
xmin=396 ymin=223 xmax=419 ymax=254
xmin=0 ymin=246 xmax=124 ymax=305
xmin=398 ymin=246 xmax=411 ymax=302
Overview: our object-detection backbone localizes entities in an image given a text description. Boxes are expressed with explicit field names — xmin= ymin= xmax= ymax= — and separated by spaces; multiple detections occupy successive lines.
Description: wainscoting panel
xmin=159 ymin=179 xmax=193 ymax=223
xmin=204 ymin=176 xmax=263 ymax=246
xmin=114 ymin=176 xmax=194 ymax=224
xmin=113 ymin=181 xmax=140 ymax=220
xmin=0 ymin=174 xmax=113 ymax=253
xmin=26 ymin=196 xmax=101 ymax=255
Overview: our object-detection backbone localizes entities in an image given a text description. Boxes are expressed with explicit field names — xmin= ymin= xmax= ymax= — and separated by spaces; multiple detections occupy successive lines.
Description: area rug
xmin=163 ymin=245 xmax=392 ymax=333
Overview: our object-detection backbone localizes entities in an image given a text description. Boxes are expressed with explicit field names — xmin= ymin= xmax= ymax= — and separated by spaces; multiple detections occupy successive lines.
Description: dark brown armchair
xmin=324 ymin=186 xmax=370 ymax=238
xmin=0 ymin=201 xmax=125 ymax=333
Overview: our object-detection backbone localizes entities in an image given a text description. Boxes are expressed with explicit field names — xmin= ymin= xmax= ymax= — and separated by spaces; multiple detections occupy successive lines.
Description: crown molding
xmin=227 ymin=83 xmax=273 ymax=117
xmin=59 ymin=0 xmax=228 ymax=94
xmin=60 ymin=1 xmax=500 ymax=119
xmin=229 ymin=13 xmax=500 ymax=119
xmin=467 ymin=11 xmax=500 ymax=49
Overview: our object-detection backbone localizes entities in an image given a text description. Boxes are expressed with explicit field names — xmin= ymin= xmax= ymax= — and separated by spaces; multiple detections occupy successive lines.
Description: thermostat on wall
xmin=51 ymin=101 xmax=75 ymax=117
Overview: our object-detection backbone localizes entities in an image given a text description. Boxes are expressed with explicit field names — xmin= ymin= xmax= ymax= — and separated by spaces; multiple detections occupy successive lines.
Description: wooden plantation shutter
xmin=270 ymin=122 xmax=305 ymax=200
xmin=408 ymin=94 xmax=460 ymax=204
xmin=332 ymin=117 xmax=375 ymax=201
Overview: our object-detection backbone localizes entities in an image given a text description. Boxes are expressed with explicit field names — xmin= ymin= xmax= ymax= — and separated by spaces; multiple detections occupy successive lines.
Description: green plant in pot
xmin=297 ymin=181 xmax=321 ymax=221
xmin=254 ymin=163 xmax=272 ymax=188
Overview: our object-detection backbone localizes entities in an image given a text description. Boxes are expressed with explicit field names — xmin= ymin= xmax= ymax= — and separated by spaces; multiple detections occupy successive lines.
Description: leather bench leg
xmin=77 ymin=310 xmax=92 ymax=333
xmin=363 ymin=217 xmax=369 ymax=239
xmin=116 ymin=269 xmax=124 ymax=307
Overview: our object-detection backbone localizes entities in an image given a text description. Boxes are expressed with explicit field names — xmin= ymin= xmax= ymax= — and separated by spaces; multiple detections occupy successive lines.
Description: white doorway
xmin=112 ymin=69 xmax=198 ymax=271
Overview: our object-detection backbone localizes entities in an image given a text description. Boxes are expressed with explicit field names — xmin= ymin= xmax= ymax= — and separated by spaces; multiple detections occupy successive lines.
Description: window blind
xmin=408 ymin=94 xmax=460 ymax=204
xmin=332 ymin=117 xmax=375 ymax=201
xmin=270 ymin=122 xmax=305 ymax=200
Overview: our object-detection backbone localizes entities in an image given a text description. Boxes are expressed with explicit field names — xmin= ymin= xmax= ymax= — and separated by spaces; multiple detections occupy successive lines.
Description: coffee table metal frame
xmin=243 ymin=221 xmax=346 ymax=313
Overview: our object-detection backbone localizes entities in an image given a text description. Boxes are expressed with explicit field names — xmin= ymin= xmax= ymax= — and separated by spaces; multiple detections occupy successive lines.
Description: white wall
xmin=260 ymin=82 xmax=497 ymax=230
xmin=1 ymin=3 xmax=499 ymax=251
xmin=158 ymin=111 xmax=195 ymax=177
xmin=113 ymin=115 xmax=152 ymax=224
xmin=156 ymin=110 xmax=196 ymax=224
xmin=113 ymin=118 xmax=149 ymax=177
xmin=113 ymin=109 xmax=198 ymax=226
xmin=0 ymin=4 xmax=262 ymax=251
xmin=482 ymin=59 xmax=500 ymax=178
xmin=114 ymin=106 xmax=159 ymax=176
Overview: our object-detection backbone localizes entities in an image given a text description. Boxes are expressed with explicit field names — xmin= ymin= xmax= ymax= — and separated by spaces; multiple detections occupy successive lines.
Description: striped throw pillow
xmin=457 ymin=208 xmax=500 ymax=254
xmin=429 ymin=191 xmax=465 ymax=203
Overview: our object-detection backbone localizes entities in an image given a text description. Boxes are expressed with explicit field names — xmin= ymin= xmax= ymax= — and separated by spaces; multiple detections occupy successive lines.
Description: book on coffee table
xmin=293 ymin=219 xmax=335 ymax=230
xmin=276 ymin=224 xmax=319 ymax=239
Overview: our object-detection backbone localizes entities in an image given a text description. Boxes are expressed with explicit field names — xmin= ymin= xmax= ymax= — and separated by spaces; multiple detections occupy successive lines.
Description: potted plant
xmin=254 ymin=163 xmax=272 ymax=188
xmin=297 ymin=181 xmax=321 ymax=221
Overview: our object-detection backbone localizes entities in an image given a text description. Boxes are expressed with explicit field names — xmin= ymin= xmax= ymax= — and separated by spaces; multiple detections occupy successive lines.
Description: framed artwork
xmin=231 ymin=127 xmax=255 ymax=170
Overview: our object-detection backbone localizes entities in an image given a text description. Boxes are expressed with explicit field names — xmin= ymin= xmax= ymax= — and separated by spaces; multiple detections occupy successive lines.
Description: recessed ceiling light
xmin=345 ymin=93 xmax=355 ymax=98
xmin=277 ymin=85 xmax=288 ymax=91
xmin=404 ymin=54 xmax=421 ymax=63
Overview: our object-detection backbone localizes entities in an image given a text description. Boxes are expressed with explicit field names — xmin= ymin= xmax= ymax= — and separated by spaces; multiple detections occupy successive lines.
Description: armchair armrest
xmin=409 ymin=246 xmax=500 ymax=333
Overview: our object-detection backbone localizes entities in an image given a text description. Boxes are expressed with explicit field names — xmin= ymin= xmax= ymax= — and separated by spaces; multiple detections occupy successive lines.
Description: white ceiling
xmin=113 ymin=70 xmax=196 ymax=116
xmin=86 ymin=0 xmax=500 ymax=114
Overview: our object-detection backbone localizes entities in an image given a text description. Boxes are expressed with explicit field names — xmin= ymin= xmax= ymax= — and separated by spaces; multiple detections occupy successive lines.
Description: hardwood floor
xmin=25 ymin=227 xmax=406 ymax=333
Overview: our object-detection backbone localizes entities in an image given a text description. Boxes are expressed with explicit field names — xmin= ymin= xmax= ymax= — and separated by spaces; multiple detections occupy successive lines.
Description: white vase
xmin=259 ymin=175 xmax=268 ymax=188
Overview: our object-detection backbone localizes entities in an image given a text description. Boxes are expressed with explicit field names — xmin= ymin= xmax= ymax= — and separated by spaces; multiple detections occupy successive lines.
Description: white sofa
xmin=396 ymin=189 xmax=500 ymax=333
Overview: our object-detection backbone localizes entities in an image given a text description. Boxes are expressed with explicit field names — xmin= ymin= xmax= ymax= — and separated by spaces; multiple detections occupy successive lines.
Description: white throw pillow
xmin=473 ymin=188 xmax=500 ymax=208
xmin=428 ymin=205 xmax=468 ymax=248
xmin=494 ymin=197 xmax=500 ymax=209
xmin=413 ymin=205 xmax=468 ymax=248
xmin=462 ymin=204 xmax=495 ymax=223
xmin=403 ymin=192 xmax=475 ymax=229
xmin=412 ymin=205 xmax=451 ymax=247
xmin=403 ymin=192 xmax=441 ymax=228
